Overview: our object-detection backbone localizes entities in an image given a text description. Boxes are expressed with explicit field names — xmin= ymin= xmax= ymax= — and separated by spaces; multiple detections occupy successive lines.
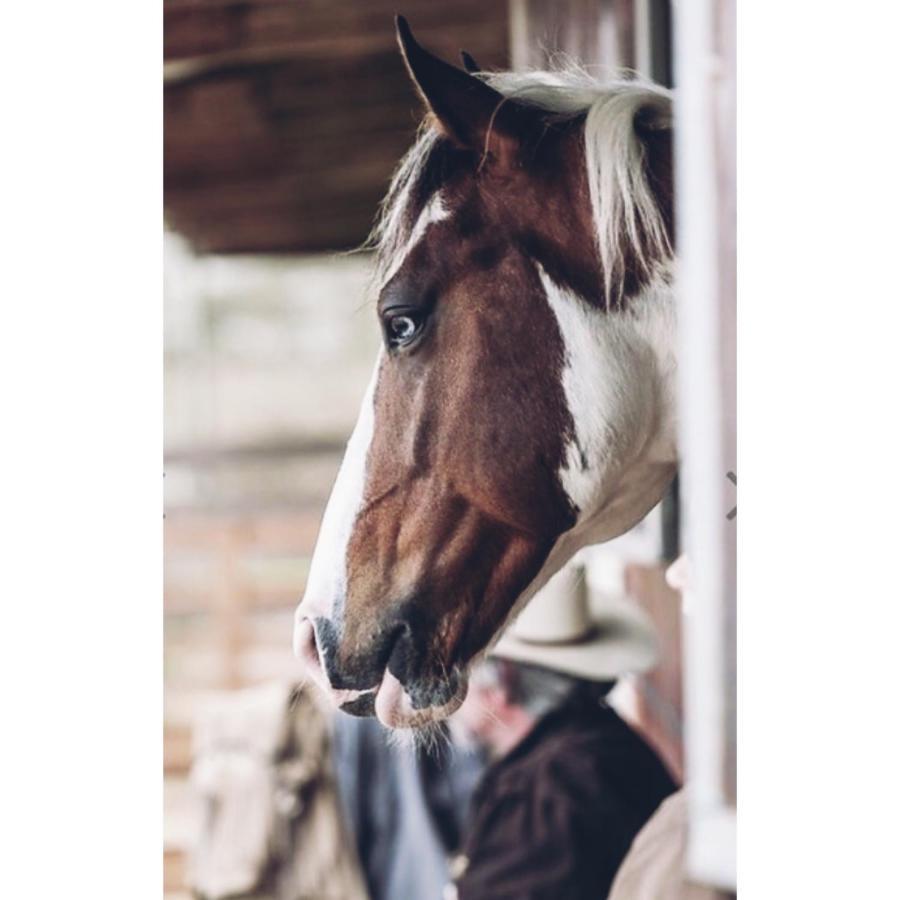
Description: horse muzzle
xmin=293 ymin=613 xmax=468 ymax=728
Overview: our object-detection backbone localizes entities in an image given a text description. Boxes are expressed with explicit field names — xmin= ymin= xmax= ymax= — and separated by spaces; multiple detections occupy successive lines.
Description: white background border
xmin=3 ymin=0 xmax=161 ymax=895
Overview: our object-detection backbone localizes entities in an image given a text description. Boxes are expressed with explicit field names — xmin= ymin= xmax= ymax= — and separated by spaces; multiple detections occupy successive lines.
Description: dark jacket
xmin=456 ymin=697 xmax=677 ymax=900
xmin=332 ymin=715 xmax=485 ymax=900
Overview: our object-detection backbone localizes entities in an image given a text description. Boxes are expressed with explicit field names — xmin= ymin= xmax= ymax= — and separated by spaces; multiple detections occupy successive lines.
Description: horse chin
xmin=370 ymin=669 xmax=468 ymax=730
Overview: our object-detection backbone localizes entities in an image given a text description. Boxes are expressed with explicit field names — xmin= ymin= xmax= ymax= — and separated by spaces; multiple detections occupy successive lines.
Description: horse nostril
xmin=294 ymin=618 xmax=323 ymax=676
xmin=383 ymin=618 xmax=421 ymax=683
xmin=382 ymin=619 xmax=408 ymax=654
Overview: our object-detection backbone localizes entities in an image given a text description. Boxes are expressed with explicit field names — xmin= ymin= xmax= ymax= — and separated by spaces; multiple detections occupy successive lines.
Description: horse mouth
xmin=293 ymin=616 xmax=468 ymax=728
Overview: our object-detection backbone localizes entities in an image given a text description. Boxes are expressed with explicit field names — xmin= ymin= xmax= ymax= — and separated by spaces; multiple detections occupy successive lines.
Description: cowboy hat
xmin=490 ymin=559 xmax=659 ymax=681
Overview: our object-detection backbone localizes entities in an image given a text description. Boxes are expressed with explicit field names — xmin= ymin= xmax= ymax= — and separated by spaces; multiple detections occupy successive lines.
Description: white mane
xmin=368 ymin=67 xmax=673 ymax=305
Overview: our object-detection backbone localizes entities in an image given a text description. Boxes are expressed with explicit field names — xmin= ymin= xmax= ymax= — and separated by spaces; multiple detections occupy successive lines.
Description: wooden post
xmin=673 ymin=0 xmax=736 ymax=890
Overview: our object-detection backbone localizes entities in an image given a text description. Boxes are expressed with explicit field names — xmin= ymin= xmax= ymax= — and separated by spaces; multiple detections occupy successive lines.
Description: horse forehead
xmin=376 ymin=195 xmax=452 ymax=298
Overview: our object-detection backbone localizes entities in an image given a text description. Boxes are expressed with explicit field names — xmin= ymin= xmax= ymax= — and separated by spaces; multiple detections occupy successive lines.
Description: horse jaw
xmin=473 ymin=265 xmax=678 ymax=654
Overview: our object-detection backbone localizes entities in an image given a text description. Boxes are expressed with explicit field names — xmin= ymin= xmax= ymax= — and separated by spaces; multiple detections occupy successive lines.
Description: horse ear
xmin=396 ymin=16 xmax=528 ymax=167
xmin=459 ymin=50 xmax=481 ymax=74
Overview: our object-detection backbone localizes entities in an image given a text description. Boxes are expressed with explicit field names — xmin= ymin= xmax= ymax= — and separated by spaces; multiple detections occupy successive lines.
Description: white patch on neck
xmin=379 ymin=192 xmax=450 ymax=289
xmin=293 ymin=354 xmax=381 ymax=644
xmin=536 ymin=263 xmax=677 ymax=530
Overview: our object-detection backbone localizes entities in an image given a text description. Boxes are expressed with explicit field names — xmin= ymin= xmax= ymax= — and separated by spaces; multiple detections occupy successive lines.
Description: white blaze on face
xmin=293 ymin=192 xmax=451 ymax=670
xmin=379 ymin=191 xmax=450 ymax=290
xmin=293 ymin=357 xmax=380 ymax=655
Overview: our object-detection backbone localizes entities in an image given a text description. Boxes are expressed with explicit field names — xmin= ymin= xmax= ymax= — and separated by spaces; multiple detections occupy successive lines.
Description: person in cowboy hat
xmin=449 ymin=559 xmax=678 ymax=900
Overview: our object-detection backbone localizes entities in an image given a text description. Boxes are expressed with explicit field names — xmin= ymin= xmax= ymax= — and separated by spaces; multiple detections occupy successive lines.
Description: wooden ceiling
xmin=164 ymin=1 xmax=510 ymax=254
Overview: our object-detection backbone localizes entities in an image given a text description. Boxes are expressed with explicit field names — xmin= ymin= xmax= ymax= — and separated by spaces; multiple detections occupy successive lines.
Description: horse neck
xmin=539 ymin=251 xmax=677 ymax=548
xmin=623 ymin=264 xmax=678 ymax=466
xmin=573 ymin=266 xmax=679 ymax=547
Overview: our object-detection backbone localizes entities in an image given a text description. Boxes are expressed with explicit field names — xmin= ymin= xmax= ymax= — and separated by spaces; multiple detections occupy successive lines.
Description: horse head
xmin=294 ymin=17 xmax=678 ymax=729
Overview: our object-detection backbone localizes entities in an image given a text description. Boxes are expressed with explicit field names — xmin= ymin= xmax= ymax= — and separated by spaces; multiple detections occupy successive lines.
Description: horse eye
xmin=386 ymin=313 xmax=420 ymax=347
